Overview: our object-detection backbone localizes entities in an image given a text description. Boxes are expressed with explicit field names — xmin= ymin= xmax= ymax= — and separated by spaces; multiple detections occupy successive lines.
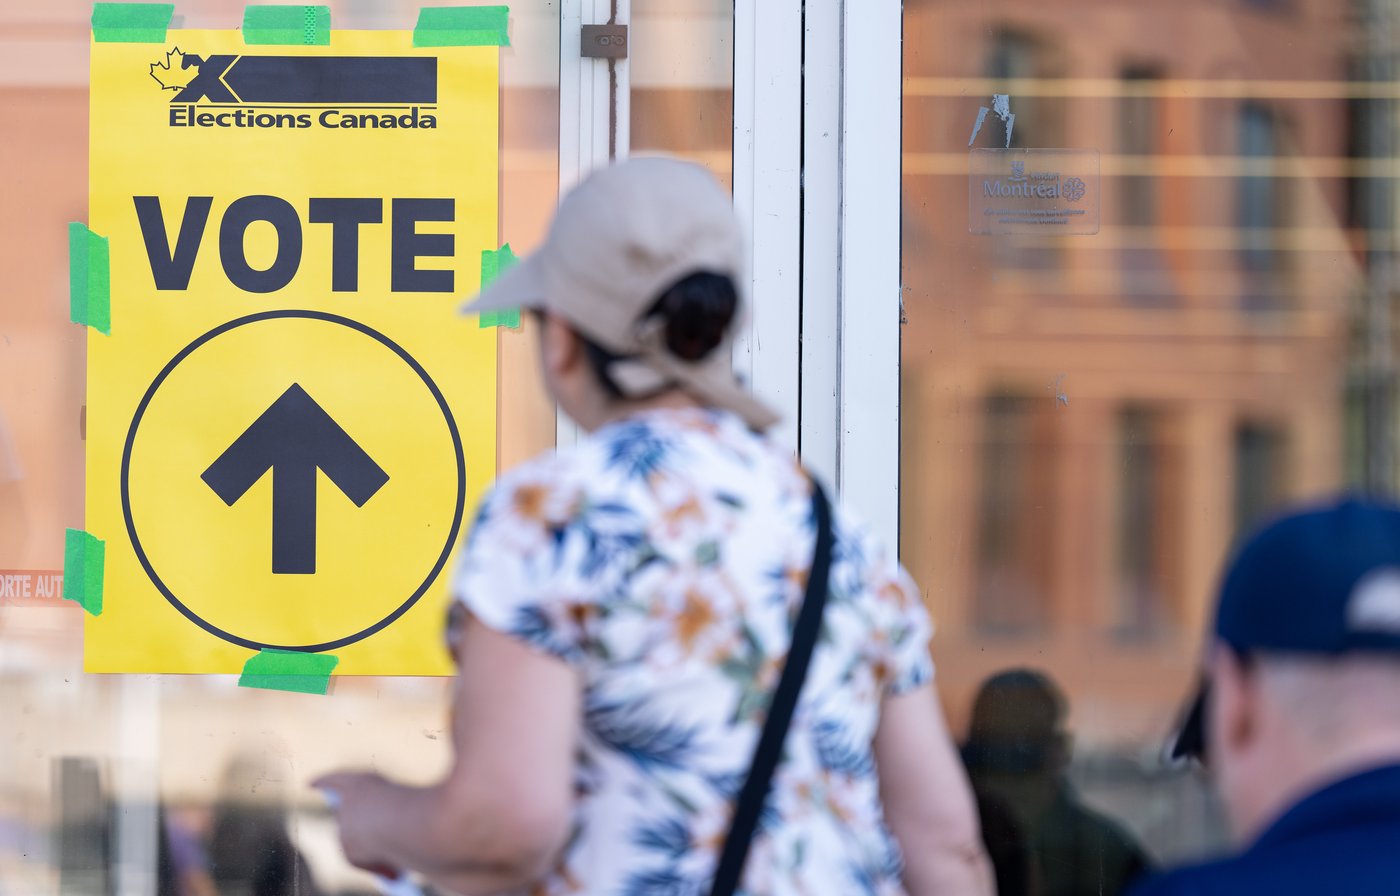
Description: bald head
xmin=1208 ymin=648 xmax=1400 ymax=843
xmin=1256 ymin=654 xmax=1400 ymax=746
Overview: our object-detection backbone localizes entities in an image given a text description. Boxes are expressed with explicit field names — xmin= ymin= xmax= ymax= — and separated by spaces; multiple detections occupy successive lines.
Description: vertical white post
xmin=798 ymin=0 xmax=842 ymax=489
xmin=835 ymin=0 xmax=903 ymax=547
xmin=732 ymin=0 xmax=803 ymax=450
xmin=612 ymin=0 xmax=631 ymax=165
xmin=113 ymin=676 xmax=160 ymax=896
xmin=558 ymin=0 xmax=618 ymax=193
xmin=556 ymin=0 xmax=630 ymax=448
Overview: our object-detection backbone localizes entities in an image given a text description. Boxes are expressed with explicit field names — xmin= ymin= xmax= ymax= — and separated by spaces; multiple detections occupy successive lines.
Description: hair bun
xmin=651 ymin=272 xmax=738 ymax=361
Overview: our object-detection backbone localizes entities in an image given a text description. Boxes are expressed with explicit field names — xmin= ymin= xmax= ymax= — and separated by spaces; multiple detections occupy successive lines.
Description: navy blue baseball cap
xmin=1172 ymin=498 xmax=1400 ymax=760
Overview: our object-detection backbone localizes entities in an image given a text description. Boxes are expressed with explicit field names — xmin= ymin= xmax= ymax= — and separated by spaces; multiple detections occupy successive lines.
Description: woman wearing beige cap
xmin=317 ymin=157 xmax=992 ymax=896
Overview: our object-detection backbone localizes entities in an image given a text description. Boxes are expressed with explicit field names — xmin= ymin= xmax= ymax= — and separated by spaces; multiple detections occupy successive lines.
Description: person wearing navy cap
xmin=1129 ymin=498 xmax=1400 ymax=895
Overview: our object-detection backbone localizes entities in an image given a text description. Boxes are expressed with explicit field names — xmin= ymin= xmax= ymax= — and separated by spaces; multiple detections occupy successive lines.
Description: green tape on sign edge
xmin=62 ymin=529 xmax=105 ymax=616
xmin=89 ymin=231 xmax=111 ymax=334
xmin=413 ymin=5 xmax=510 ymax=47
xmin=68 ymin=223 xmax=111 ymax=335
xmin=239 ymin=649 xmax=340 ymax=694
xmin=479 ymin=308 xmax=521 ymax=329
xmin=478 ymin=243 xmax=521 ymax=329
xmin=242 ymin=5 xmax=331 ymax=45
xmin=91 ymin=3 xmax=175 ymax=43
xmin=68 ymin=224 xmax=87 ymax=331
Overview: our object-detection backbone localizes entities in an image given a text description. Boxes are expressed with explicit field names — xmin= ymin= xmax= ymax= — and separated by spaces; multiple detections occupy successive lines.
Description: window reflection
xmin=0 ymin=410 xmax=27 ymax=570
xmin=52 ymin=758 xmax=106 ymax=896
xmin=0 ymin=1 xmax=742 ymax=891
xmin=985 ymin=28 xmax=1065 ymax=150
xmin=0 ymin=1 xmax=563 ymax=892
xmin=1233 ymin=421 xmax=1289 ymax=534
xmin=975 ymin=393 xmax=1054 ymax=635
xmin=963 ymin=669 xmax=1152 ymax=896
xmin=903 ymin=0 xmax=1383 ymax=887
xmin=1236 ymin=101 xmax=1292 ymax=308
xmin=1118 ymin=67 xmax=1177 ymax=303
xmin=205 ymin=755 xmax=322 ymax=896
xmin=1115 ymin=406 xmax=1180 ymax=639
xmin=630 ymin=0 xmax=733 ymax=187
xmin=982 ymin=29 xmax=1064 ymax=273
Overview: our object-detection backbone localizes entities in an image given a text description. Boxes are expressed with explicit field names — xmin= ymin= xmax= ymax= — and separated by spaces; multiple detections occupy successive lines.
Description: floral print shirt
xmin=453 ymin=409 xmax=934 ymax=896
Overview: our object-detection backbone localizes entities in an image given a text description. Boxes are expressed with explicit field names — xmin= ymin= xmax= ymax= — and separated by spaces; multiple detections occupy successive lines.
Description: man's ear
xmin=1210 ymin=644 xmax=1258 ymax=760
xmin=539 ymin=313 xmax=581 ymax=380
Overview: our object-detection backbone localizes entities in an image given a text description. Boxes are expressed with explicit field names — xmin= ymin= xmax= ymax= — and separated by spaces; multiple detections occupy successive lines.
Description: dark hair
xmin=963 ymin=668 xmax=1068 ymax=775
xmin=582 ymin=271 xmax=738 ymax=399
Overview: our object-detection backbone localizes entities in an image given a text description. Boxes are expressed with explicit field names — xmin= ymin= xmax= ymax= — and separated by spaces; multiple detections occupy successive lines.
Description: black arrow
xmin=201 ymin=383 xmax=389 ymax=575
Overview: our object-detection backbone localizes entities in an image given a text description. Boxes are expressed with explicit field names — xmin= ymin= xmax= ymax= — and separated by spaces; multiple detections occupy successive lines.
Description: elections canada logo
xmin=149 ymin=47 xmax=439 ymax=131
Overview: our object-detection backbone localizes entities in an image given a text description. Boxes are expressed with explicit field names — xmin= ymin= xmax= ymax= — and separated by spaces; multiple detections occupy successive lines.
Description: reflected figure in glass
xmin=962 ymin=669 xmax=1151 ymax=896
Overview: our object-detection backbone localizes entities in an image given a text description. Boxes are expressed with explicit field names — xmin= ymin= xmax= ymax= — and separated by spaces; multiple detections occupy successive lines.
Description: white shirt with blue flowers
xmin=453 ymin=408 xmax=934 ymax=896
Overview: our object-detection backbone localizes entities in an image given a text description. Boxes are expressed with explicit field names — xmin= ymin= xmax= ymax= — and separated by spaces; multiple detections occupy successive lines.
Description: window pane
xmin=0 ymin=2 xmax=561 ymax=891
xmin=630 ymin=0 xmax=733 ymax=188
xmin=902 ymin=0 xmax=1373 ymax=889
xmin=975 ymin=393 xmax=1054 ymax=634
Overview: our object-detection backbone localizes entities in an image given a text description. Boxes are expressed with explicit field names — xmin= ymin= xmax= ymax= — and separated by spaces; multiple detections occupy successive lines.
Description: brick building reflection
xmin=901 ymin=0 xmax=1379 ymax=753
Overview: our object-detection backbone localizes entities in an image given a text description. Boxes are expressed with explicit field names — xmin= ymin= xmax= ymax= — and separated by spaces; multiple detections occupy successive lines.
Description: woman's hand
xmin=312 ymin=770 xmax=401 ymax=876
xmin=308 ymin=613 xmax=580 ymax=895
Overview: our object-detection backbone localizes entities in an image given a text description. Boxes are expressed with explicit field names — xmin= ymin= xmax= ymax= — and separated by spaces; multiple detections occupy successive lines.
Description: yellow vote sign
xmin=85 ymin=30 xmax=499 ymax=675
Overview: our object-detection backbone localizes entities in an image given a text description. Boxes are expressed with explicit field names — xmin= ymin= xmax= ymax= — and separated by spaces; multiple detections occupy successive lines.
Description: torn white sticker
xmin=969 ymin=94 xmax=1016 ymax=148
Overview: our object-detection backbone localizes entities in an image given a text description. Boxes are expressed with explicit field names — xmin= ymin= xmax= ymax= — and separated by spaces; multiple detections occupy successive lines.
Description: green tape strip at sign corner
xmin=63 ymin=529 xmax=105 ymax=616
xmin=69 ymin=223 xmax=112 ymax=335
xmin=478 ymin=243 xmax=521 ymax=329
xmin=413 ymin=5 xmax=510 ymax=48
xmin=91 ymin=3 xmax=175 ymax=43
xmin=239 ymin=649 xmax=340 ymax=694
xmin=243 ymin=5 xmax=331 ymax=45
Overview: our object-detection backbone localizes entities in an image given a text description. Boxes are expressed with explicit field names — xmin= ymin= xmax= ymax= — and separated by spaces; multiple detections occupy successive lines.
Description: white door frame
xmin=732 ymin=0 xmax=802 ymax=452
xmin=560 ymin=1 xmax=903 ymax=547
xmin=557 ymin=0 xmax=630 ymax=449
xmin=830 ymin=0 xmax=903 ymax=549
xmin=783 ymin=1 xmax=904 ymax=548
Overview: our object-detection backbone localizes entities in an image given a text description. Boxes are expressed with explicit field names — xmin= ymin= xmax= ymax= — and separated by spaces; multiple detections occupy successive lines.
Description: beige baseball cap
xmin=461 ymin=156 xmax=780 ymax=431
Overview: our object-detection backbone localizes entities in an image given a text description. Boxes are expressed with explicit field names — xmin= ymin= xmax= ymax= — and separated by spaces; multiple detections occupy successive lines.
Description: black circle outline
xmin=121 ymin=309 xmax=467 ymax=653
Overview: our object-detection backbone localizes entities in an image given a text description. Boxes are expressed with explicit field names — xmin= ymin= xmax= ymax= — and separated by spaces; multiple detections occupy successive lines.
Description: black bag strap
xmin=709 ymin=480 xmax=834 ymax=896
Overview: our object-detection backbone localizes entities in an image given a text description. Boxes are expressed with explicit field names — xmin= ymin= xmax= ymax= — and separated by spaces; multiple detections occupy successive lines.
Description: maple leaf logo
xmin=150 ymin=47 xmax=198 ymax=92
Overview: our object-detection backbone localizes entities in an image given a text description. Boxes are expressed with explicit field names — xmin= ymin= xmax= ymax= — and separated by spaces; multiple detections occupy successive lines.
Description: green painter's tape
xmin=91 ymin=3 xmax=174 ymax=43
xmin=413 ymin=6 xmax=510 ymax=47
xmin=68 ymin=224 xmax=87 ymax=329
xmin=63 ymin=529 xmax=105 ymax=616
xmin=243 ymin=5 xmax=331 ymax=45
xmin=239 ymin=649 xmax=339 ymax=694
xmin=69 ymin=223 xmax=111 ymax=335
xmin=478 ymin=243 xmax=521 ymax=329
xmin=480 ymin=307 xmax=522 ymax=329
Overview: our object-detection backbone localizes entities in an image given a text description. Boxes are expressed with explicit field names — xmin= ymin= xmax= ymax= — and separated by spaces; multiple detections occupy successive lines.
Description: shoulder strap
xmin=709 ymin=480 xmax=834 ymax=896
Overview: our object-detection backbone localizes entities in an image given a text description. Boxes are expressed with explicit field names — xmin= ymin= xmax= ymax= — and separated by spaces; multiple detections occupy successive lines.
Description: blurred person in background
xmin=156 ymin=807 xmax=217 ymax=896
xmin=209 ymin=755 xmax=322 ymax=896
xmin=1131 ymin=499 xmax=1400 ymax=895
xmin=315 ymin=157 xmax=992 ymax=896
xmin=974 ymin=788 xmax=1037 ymax=896
xmin=963 ymin=668 xmax=1150 ymax=896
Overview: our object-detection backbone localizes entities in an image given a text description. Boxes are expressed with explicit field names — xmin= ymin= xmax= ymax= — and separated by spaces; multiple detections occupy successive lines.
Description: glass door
xmin=0 ymin=1 xmax=770 ymax=892
xmin=900 ymin=0 xmax=1396 ymax=891
xmin=0 ymin=3 xmax=565 ymax=892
